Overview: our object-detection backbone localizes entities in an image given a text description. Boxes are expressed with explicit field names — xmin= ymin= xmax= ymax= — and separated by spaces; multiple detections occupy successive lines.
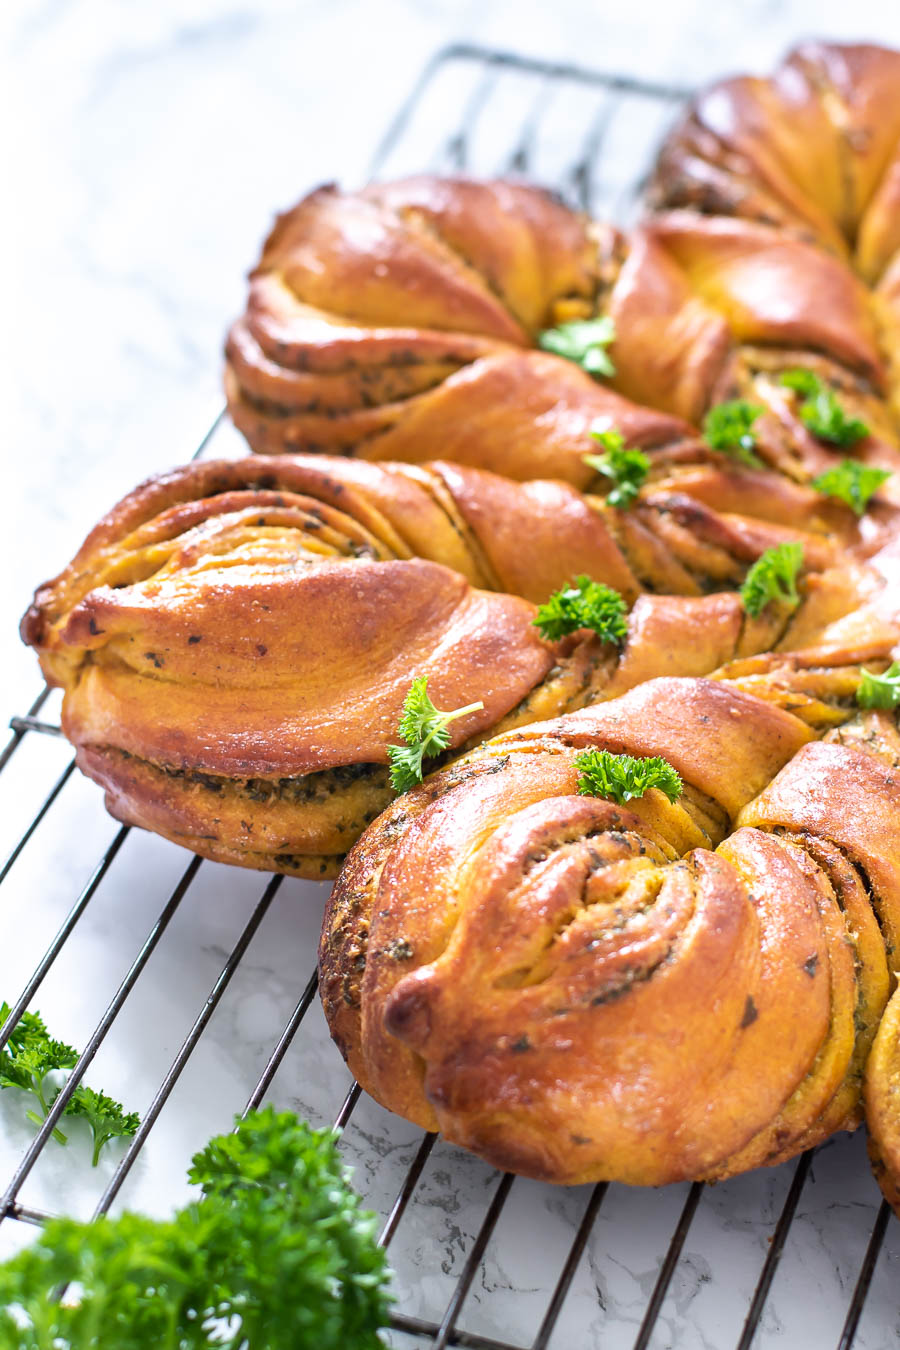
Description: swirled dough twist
xmin=26 ymin=453 xmax=894 ymax=877
xmin=225 ymin=51 xmax=900 ymax=497
xmin=23 ymin=41 xmax=900 ymax=883
xmin=20 ymin=42 xmax=900 ymax=1206
xmin=320 ymin=666 xmax=900 ymax=1207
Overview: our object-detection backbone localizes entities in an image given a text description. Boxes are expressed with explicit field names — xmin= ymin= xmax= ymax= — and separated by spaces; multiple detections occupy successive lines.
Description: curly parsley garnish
xmin=583 ymin=427 xmax=650 ymax=508
xmin=811 ymin=459 xmax=890 ymax=516
xmin=387 ymin=677 xmax=483 ymax=793
xmin=0 ymin=1001 xmax=139 ymax=1164
xmin=575 ymin=749 xmax=683 ymax=805
xmin=0 ymin=1106 xmax=392 ymax=1350
xmin=856 ymin=662 xmax=900 ymax=709
xmin=534 ymin=576 xmax=628 ymax=645
xmin=68 ymin=1085 xmax=141 ymax=1169
xmin=0 ymin=1002 xmax=77 ymax=1145
xmin=779 ymin=370 xmax=869 ymax=446
xmin=740 ymin=541 xmax=804 ymax=617
xmin=702 ymin=399 xmax=764 ymax=466
xmin=537 ymin=316 xmax=616 ymax=377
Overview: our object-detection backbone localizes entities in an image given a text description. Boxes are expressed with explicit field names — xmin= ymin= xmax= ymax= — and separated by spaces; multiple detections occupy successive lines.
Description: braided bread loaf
xmin=224 ymin=178 xmax=689 ymax=478
xmin=26 ymin=451 xmax=893 ymax=877
xmin=649 ymin=42 xmax=900 ymax=282
xmin=319 ymin=664 xmax=900 ymax=1208
xmin=224 ymin=160 xmax=900 ymax=505
xmin=17 ymin=42 xmax=900 ymax=1212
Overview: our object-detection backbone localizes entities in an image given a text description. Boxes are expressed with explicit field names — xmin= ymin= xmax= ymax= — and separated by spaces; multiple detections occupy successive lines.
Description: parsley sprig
xmin=0 ymin=1107 xmax=392 ymax=1350
xmin=534 ymin=576 xmax=628 ymax=645
xmin=0 ymin=1003 xmax=77 ymax=1144
xmin=702 ymin=399 xmax=764 ymax=466
xmin=740 ymin=541 xmax=804 ymax=618
xmin=811 ymin=459 xmax=890 ymax=516
xmin=537 ymin=316 xmax=616 ymax=377
xmin=0 ymin=1001 xmax=139 ymax=1164
xmin=583 ymin=426 xmax=650 ymax=508
xmin=387 ymin=677 xmax=484 ymax=793
xmin=856 ymin=662 xmax=900 ymax=709
xmin=575 ymin=749 xmax=683 ymax=805
xmin=779 ymin=370 xmax=869 ymax=446
xmin=69 ymin=1084 xmax=141 ymax=1168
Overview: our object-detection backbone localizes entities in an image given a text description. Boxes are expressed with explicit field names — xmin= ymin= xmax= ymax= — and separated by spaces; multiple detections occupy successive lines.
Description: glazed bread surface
xmin=18 ymin=40 xmax=900 ymax=1211
xmin=225 ymin=178 xmax=690 ymax=473
xmin=25 ymin=451 xmax=896 ymax=877
xmin=225 ymin=105 xmax=900 ymax=493
xmin=320 ymin=666 xmax=900 ymax=1202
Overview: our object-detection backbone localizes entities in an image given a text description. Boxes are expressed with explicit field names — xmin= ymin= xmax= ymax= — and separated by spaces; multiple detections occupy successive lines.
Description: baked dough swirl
xmin=25 ymin=453 xmax=893 ymax=877
xmin=224 ymin=177 xmax=689 ymax=476
xmin=320 ymin=667 xmax=900 ymax=1206
xmin=19 ymin=40 xmax=900 ymax=1207
xmin=225 ymin=61 xmax=900 ymax=495
xmin=22 ymin=41 xmax=900 ymax=884
xmin=649 ymin=42 xmax=900 ymax=283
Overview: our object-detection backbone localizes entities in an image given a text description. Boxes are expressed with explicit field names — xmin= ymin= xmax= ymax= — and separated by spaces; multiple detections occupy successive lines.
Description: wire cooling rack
xmin=2 ymin=43 xmax=898 ymax=1350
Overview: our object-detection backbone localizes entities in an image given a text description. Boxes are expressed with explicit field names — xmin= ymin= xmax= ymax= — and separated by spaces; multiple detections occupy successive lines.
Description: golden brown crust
xmin=649 ymin=42 xmax=900 ymax=281
xmin=866 ymin=988 xmax=900 ymax=1217
xmin=23 ymin=446 xmax=895 ymax=877
xmin=312 ymin=43 xmax=900 ymax=1201
xmin=21 ymin=42 xmax=900 ymax=1206
xmin=360 ymin=177 xmax=601 ymax=333
xmin=225 ymin=176 xmax=693 ymax=465
xmin=226 ymin=344 xmax=690 ymax=470
xmin=630 ymin=213 xmax=885 ymax=389
xmin=73 ymin=743 xmax=381 ymax=878
xmin=22 ymin=457 xmax=562 ymax=875
xmin=217 ymin=43 xmax=900 ymax=1207
xmin=226 ymin=151 xmax=900 ymax=501
xmin=645 ymin=41 xmax=900 ymax=474
xmin=321 ymin=669 xmax=900 ymax=1187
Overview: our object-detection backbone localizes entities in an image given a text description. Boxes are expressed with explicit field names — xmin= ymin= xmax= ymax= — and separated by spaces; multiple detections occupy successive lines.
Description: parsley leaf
xmin=385 ymin=743 xmax=426 ymax=795
xmin=68 ymin=1085 xmax=140 ymax=1168
xmin=534 ymin=576 xmax=628 ymax=645
xmin=702 ymin=399 xmax=764 ymax=466
xmin=779 ymin=370 xmax=869 ymax=446
xmin=537 ymin=316 xmax=616 ymax=377
xmin=856 ymin=661 xmax=900 ymax=709
xmin=0 ymin=1001 xmax=139 ymax=1163
xmin=811 ymin=459 xmax=890 ymax=516
xmin=740 ymin=541 xmax=804 ymax=617
xmin=0 ymin=1002 xmax=78 ymax=1145
xmin=387 ymin=677 xmax=484 ymax=792
xmin=574 ymin=749 xmax=683 ymax=804
xmin=583 ymin=427 xmax=650 ymax=508
xmin=0 ymin=1106 xmax=392 ymax=1350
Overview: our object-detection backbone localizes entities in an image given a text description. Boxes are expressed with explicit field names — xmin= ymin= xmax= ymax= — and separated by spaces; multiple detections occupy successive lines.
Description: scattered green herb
xmin=811 ymin=459 xmax=890 ymax=516
xmin=779 ymin=369 xmax=869 ymax=446
xmin=739 ymin=541 xmax=804 ymax=618
xmin=534 ymin=576 xmax=628 ymax=645
xmin=0 ymin=1106 xmax=392 ymax=1350
xmin=537 ymin=316 xmax=616 ymax=377
xmin=583 ymin=427 xmax=650 ymax=508
xmin=68 ymin=1085 xmax=141 ymax=1169
xmin=702 ymin=399 xmax=764 ymax=466
xmin=0 ymin=1002 xmax=77 ymax=1145
xmin=0 ymin=1001 xmax=139 ymax=1164
xmin=387 ymin=677 xmax=484 ymax=793
xmin=575 ymin=749 xmax=683 ymax=805
xmin=856 ymin=662 xmax=900 ymax=709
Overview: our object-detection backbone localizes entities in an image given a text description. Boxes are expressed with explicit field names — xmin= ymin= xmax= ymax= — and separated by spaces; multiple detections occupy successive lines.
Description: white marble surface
xmin=3 ymin=2 xmax=900 ymax=1347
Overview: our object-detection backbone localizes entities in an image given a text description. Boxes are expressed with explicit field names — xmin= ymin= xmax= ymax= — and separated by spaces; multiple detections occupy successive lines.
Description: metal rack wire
xmin=1 ymin=42 xmax=896 ymax=1350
